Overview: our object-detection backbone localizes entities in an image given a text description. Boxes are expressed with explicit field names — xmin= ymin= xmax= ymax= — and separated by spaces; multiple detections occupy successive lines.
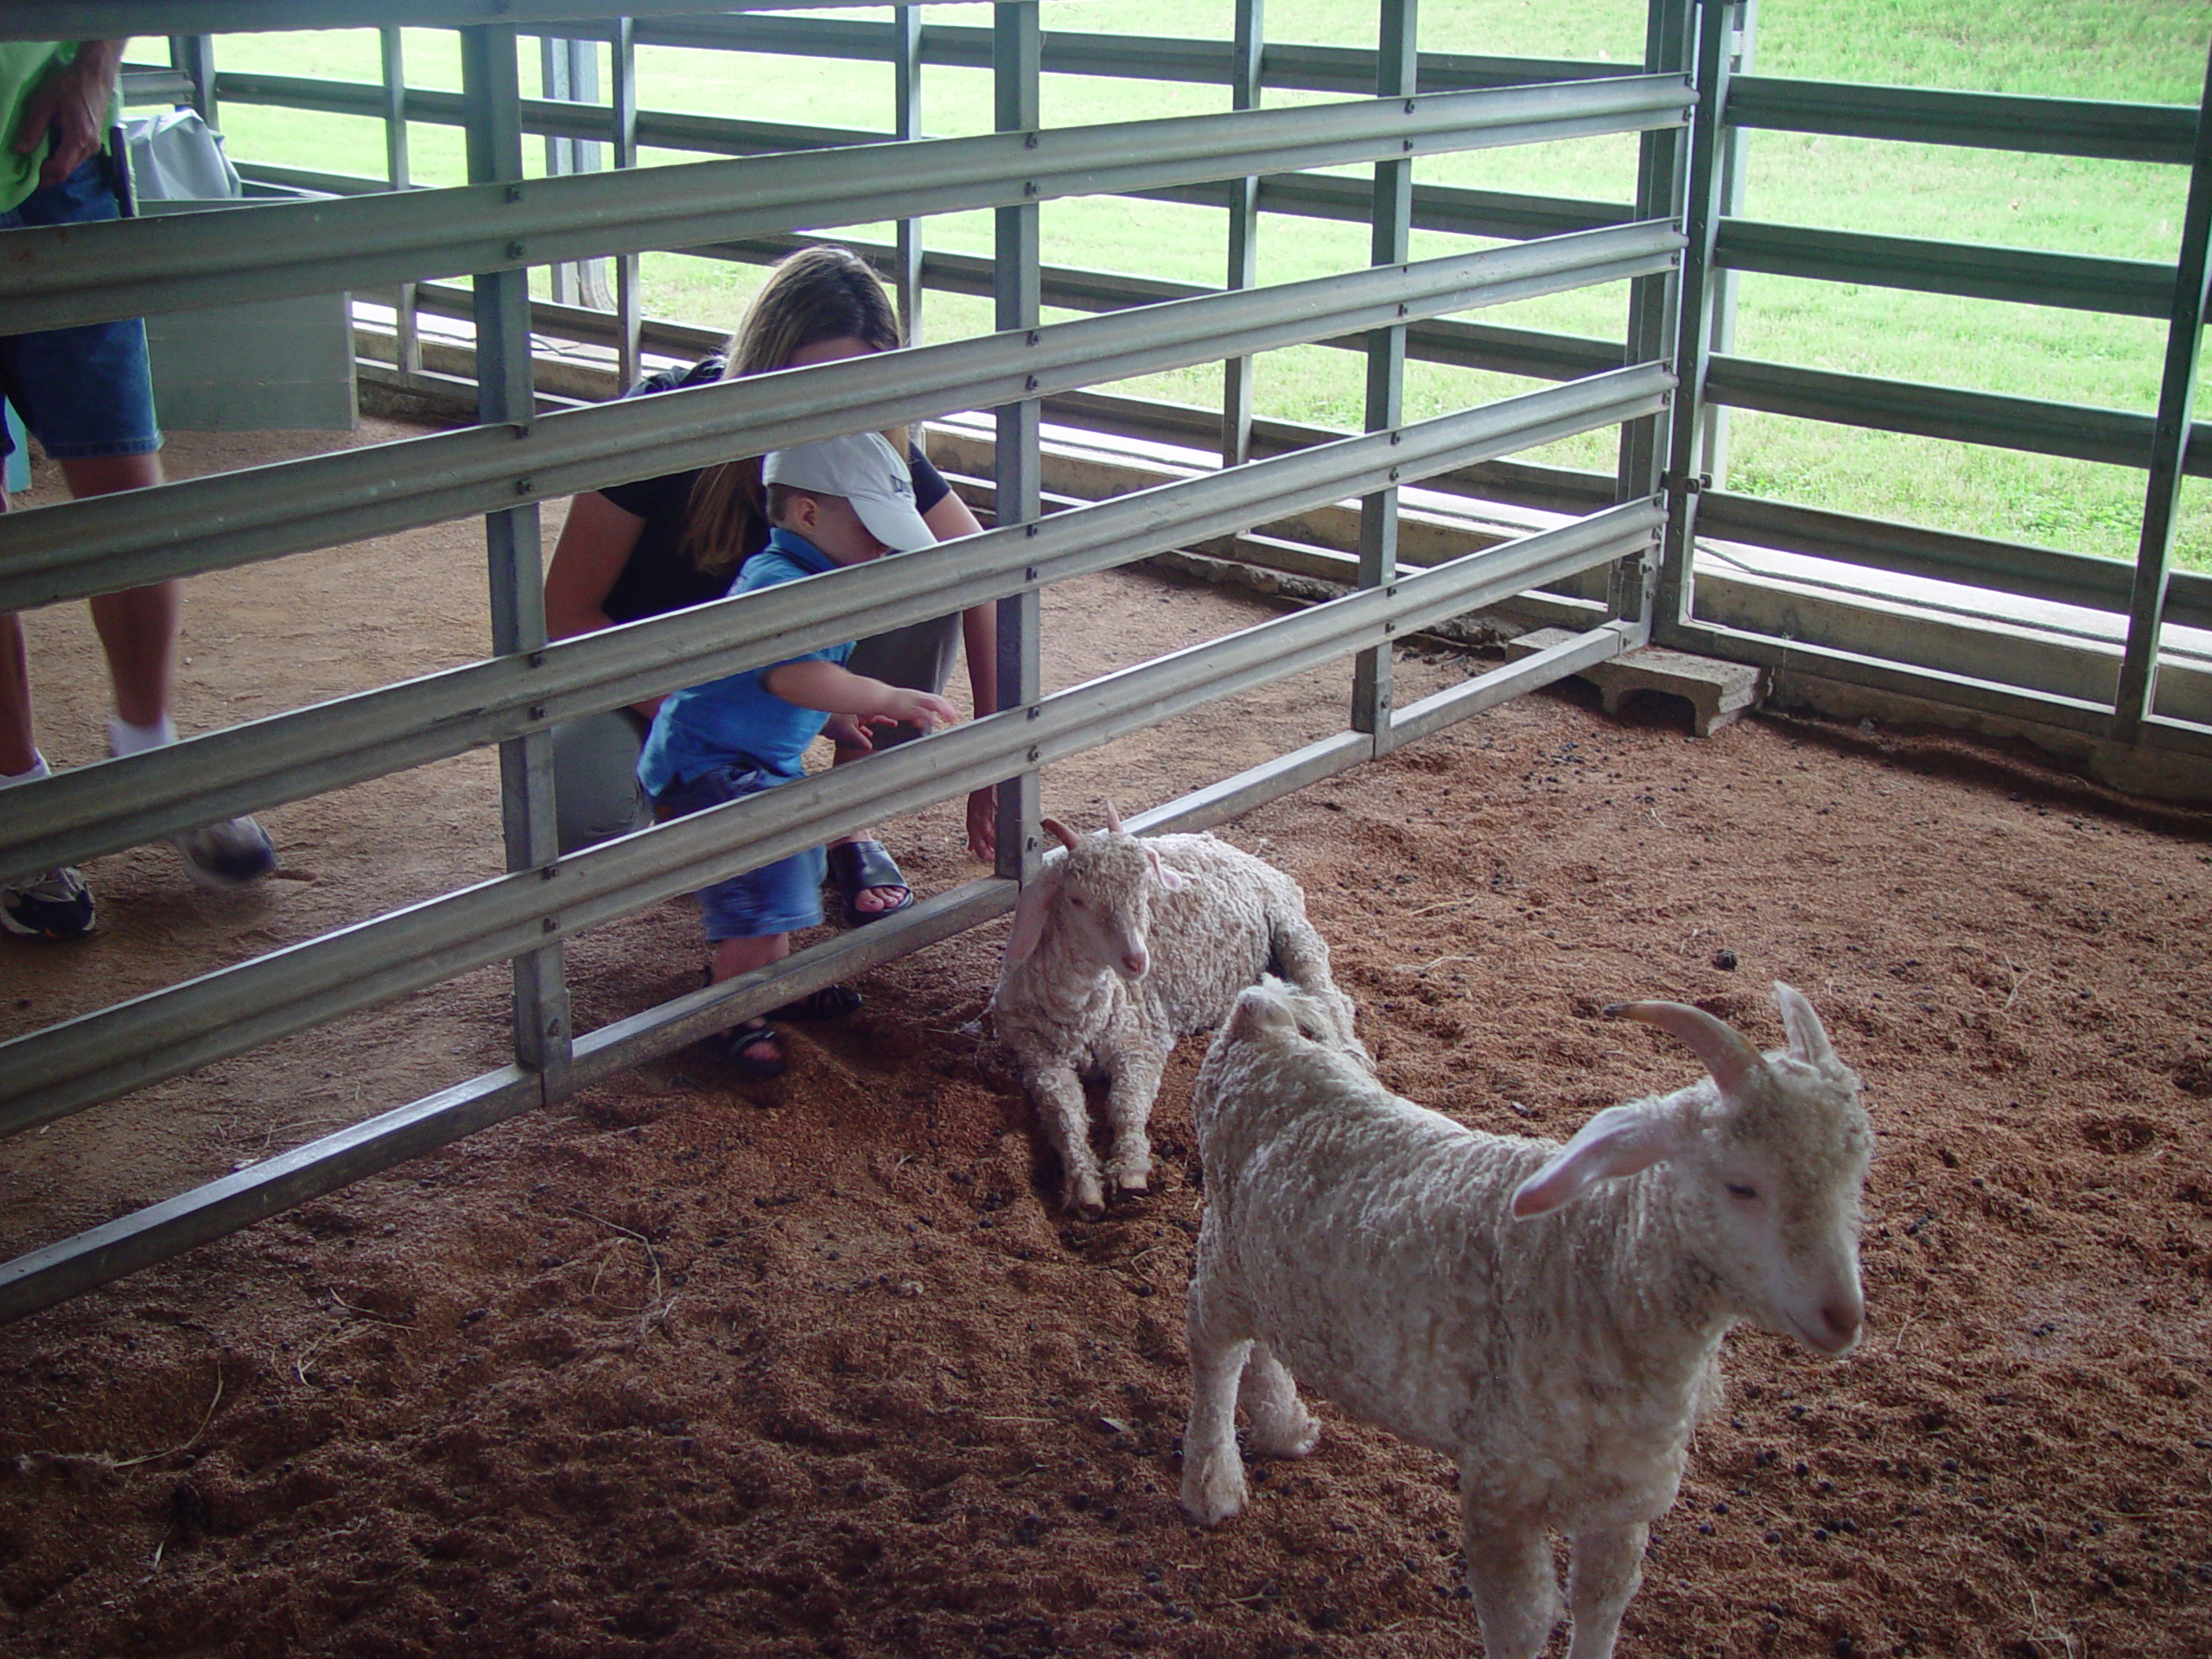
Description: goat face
xmin=1513 ymin=984 xmax=1872 ymax=1356
xmin=1049 ymin=829 xmax=1185 ymax=982
xmin=1695 ymin=988 xmax=1872 ymax=1354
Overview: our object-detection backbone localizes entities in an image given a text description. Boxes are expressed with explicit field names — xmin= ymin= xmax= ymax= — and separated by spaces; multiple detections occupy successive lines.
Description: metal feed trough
xmin=0 ymin=0 xmax=2204 ymax=1320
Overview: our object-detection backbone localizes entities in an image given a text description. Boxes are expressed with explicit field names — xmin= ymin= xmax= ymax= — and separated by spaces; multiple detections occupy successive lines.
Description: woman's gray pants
xmin=550 ymin=707 xmax=654 ymax=855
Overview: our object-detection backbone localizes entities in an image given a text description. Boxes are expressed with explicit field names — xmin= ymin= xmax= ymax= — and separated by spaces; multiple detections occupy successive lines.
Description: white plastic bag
xmin=124 ymin=109 xmax=241 ymax=204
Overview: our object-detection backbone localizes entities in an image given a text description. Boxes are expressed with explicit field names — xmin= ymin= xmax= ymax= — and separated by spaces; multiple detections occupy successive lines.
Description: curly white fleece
xmin=988 ymin=830 xmax=1360 ymax=1217
xmin=1180 ymin=979 xmax=1871 ymax=1659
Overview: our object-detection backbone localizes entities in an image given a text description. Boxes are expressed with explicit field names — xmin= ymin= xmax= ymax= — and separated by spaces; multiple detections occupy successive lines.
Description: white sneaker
xmin=1 ymin=866 xmax=97 ymax=938
xmin=172 ymin=817 xmax=276 ymax=890
xmin=105 ymin=718 xmax=278 ymax=891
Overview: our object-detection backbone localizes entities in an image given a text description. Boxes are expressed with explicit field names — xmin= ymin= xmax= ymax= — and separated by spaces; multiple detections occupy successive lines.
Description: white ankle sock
xmin=106 ymin=714 xmax=177 ymax=758
xmin=1 ymin=753 xmax=52 ymax=788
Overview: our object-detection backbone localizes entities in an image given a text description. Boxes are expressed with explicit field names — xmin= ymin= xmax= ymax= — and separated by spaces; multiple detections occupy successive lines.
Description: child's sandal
xmin=716 ymin=1019 xmax=785 ymax=1080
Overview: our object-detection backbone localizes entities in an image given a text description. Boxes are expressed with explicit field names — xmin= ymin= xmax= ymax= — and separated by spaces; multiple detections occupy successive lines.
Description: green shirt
xmin=0 ymin=41 xmax=121 ymax=215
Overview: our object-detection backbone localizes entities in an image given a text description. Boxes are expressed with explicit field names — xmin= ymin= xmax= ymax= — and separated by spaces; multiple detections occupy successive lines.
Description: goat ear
xmin=1041 ymin=817 xmax=1082 ymax=853
xmin=1610 ymin=999 xmax=1761 ymax=1096
xmin=1511 ymin=1101 xmax=1690 ymax=1219
xmin=1002 ymin=868 xmax=1063 ymax=968
xmin=1773 ymin=982 xmax=1836 ymax=1068
xmin=1145 ymin=844 xmax=1187 ymax=892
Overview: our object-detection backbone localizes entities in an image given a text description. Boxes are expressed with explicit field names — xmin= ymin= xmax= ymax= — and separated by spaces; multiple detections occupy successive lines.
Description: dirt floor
xmin=2 ymin=418 xmax=2209 ymax=1659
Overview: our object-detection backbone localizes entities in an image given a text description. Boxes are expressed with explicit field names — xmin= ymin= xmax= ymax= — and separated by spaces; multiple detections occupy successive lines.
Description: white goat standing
xmin=988 ymin=807 xmax=1360 ymax=1217
xmin=1180 ymin=978 xmax=1872 ymax=1659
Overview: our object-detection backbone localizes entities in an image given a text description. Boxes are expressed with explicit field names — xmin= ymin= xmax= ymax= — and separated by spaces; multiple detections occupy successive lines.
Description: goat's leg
xmin=1237 ymin=1340 xmax=1319 ymax=1459
xmin=1027 ymin=1062 xmax=1104 ymax=1218
xmin=1179 ymin=1266 xmax=1253 ymax=1524
xmin=1563 ymin=1522 xmax=1647 ymax=1659
xmin=1101 ymin=1046 xmax=1166 ymax=1197
xmin=1460 ymin=1491 xmax=1563 ymax=1659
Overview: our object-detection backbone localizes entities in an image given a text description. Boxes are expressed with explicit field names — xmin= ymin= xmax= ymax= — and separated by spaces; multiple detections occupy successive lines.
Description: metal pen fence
xmin=1 ymin=0 xmax=2206 ymax=1319
xmin=161 ymin=2 xmax=2212 ymax=731
xmin=0 ymin=0 xmax=1699 ymax=1320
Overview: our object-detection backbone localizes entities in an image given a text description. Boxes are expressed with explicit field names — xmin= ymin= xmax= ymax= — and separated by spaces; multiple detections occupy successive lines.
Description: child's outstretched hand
xmin=823 ymin=712 xmax=895 ymax=753
xmin=882 ymin=688 xmax=961 ymax=734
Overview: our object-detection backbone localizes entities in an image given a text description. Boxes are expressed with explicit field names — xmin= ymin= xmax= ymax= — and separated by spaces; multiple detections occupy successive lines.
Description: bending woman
xmin=543 ymin=246 xmax=995 ymax=923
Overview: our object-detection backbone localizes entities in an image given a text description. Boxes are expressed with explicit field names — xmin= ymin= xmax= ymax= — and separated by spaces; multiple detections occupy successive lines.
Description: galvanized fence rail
xmin=0 ymin=1 xmax=1703 ymax=1320
xmin=166 ymin=0 xmax=2212 ymax=758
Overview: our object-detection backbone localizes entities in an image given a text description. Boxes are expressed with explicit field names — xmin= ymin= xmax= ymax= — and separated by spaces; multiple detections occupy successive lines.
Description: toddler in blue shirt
xmin=638 ymin=430 xmax=961 ymax=1078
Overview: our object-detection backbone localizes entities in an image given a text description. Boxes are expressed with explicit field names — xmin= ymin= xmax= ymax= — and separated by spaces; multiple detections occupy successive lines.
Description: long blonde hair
xmin=683 ymin=246 xmax=906 ymax=576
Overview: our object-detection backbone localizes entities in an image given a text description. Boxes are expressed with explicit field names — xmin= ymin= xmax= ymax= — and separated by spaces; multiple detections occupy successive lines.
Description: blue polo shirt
xmin=636 ymin=527 xmax=856 ymax=796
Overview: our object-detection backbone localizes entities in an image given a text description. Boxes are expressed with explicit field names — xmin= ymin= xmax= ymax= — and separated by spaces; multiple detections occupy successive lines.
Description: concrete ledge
xmin=1764 ymin=666 xmax=2212 ymax=804
xmin=1505 ymin=627 xmax=1766 ymax=736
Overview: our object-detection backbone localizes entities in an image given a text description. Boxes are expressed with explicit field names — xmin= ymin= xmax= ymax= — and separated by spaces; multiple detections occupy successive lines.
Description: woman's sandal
xmin=827 ymin=837 xmax=915 ymax=927
xmin=715 ymin=1019 xmax=786 ymax=1080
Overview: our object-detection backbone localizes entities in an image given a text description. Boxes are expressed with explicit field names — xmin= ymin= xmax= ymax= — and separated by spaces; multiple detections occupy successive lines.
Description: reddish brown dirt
xmin=2 ymin=423 xmax=2209 ymax=1658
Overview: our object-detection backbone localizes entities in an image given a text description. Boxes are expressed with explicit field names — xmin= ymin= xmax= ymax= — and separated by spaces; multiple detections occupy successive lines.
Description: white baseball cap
xmin=762 ymin=429 xmax=937 ymax=551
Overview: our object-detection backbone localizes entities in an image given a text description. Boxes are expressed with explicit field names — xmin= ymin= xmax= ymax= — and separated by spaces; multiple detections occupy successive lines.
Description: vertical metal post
xmin=992 ymin=3 xmax=1043 ymax=887
xmin=172 ymin=35 xmax=217 ymax=124
xmin=610 ymin=16 xmax=642 ymax=388
xmin=461 ymin=24 xmax=571 ymax=1086
xmin=1697 ymin=0 xmax=1754 ymax=488
xmin=1351 ymin=0 xmax=1414 ymax=753
xmin=1220 ymin=0 xmax=1264 ymax=468
xmin=379 ymin=27 xmax=422 ymax=382
xmin=1651 ymin=0 xmax=1733 ymax=639
xmin=893 ymin=3 xmax=926 ymax=344
xmin=540 ymin=35 xmax=613 ymax=310
xmin=1611 ymin=0 xmax=1694 ymax=629
xmin=2112 ymin=35 xmax=2212 ymax=744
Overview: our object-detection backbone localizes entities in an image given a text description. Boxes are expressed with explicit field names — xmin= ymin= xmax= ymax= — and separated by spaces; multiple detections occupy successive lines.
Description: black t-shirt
xmin=594 ymin=355 xmax=951 ymax=626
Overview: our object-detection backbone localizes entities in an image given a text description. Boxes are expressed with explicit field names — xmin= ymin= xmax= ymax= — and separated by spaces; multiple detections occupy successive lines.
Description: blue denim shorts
xmin=0 ymin=156 xmax=162 ymax=465
xmin=653 ymin=761 xmax=827 ymax=942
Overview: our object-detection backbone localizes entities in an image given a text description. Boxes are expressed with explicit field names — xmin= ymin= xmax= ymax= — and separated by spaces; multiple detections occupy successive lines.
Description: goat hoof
xmin=1179 ymin=1452 xmax=1248 ymax=1526
xmin=1068 ymin=1177 xmax=1107 ymax=1220
xmin=1113 ymin=1172 xmax=1149 ymax=1196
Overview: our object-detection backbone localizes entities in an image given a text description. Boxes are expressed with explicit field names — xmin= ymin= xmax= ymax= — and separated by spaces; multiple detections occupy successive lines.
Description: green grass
xmin=202 ymin=2 xmax=2211 ymax=566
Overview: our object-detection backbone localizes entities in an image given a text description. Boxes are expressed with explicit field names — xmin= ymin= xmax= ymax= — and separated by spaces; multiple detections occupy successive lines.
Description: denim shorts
xmin=0 ymin=156 xmax=162 ymax=465
xmin=653 ymin=760 xmax=827 ymax=942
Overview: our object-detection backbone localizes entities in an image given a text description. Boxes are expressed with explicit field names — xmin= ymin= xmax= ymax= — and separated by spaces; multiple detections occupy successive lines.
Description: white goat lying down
xmin=1180 ymin=978 xmax=1872 ymax=1659
xmin=988 ymin=807 xmax=1360 ymax=1218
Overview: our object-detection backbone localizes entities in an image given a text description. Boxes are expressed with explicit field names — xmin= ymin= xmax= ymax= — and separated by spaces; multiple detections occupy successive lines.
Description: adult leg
xmin=549 ymin=708 xmax=652 ymax=855
xmin=63 ymin=453 xmax=178 ymax=731
xmin=0 ymin=462 xmax=42 ymax=772
xmin=0 ymin=493 xmax=97 ymax=938
xmin=54 ymin=454 xmax=274 ymax=888
xmin=0 ymin=485 xmax=33 ymax=775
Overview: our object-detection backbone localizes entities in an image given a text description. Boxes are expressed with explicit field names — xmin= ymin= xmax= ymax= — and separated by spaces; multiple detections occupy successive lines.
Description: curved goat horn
xmin=1041 ymin=817 xmax=1083 ymax=852
xmin=1605 ymin=1000 xmax=1761 ymax=1095
xmin=1103 ymin=798 xmax=1126 ymax=834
